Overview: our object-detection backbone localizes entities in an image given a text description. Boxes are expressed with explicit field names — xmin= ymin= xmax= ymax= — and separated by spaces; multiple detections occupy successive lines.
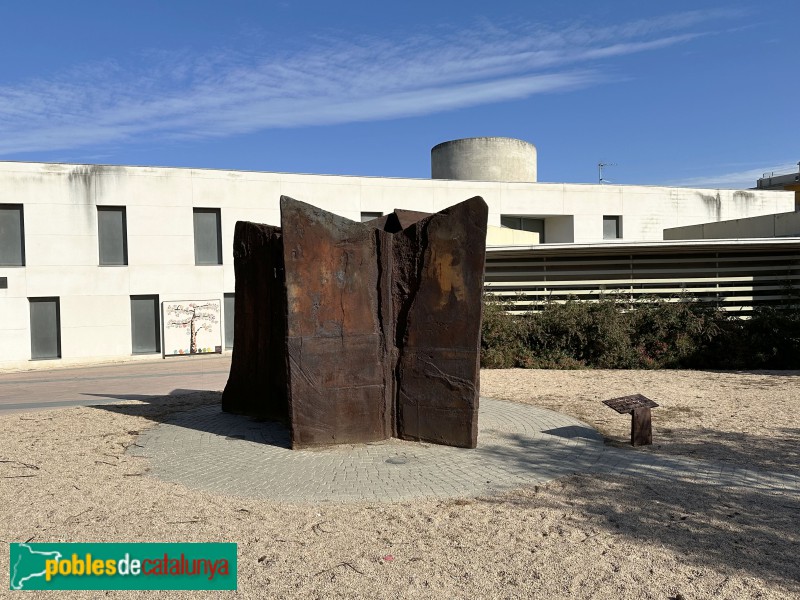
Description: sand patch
xmin=1 ymin=371 xmax=798 ymax=599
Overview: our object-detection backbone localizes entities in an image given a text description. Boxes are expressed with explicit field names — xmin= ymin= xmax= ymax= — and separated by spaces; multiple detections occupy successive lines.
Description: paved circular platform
xmin=130 ymin=397 xmax=800 ymax=502
xmin=129 ymin=398 xmax=607 ymax=502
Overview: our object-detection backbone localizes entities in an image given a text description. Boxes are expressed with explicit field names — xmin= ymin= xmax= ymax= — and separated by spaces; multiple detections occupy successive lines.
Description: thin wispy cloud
xmin=668 ymin=162 xmax=800 ymax=189
xmin=0 ymin=9 xmax=741 ymax=155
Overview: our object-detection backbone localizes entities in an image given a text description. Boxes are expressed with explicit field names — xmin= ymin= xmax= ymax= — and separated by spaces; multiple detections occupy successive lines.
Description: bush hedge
xmin=481 ymin=295 xmax=800 ymax=370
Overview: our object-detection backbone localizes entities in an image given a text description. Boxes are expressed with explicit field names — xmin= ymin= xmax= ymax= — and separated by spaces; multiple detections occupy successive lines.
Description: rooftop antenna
xmin=598 ymin=161 xmax=617 ymax=184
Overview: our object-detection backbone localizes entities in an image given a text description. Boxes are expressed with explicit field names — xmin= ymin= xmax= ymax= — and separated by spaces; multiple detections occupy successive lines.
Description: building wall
xmin=664 ymin=210 xmax=800 ymax=240
xmin=486 ymin=226 xmax=540 ymax=246
xmin=0 ymin=161 xmax=794 ymax=369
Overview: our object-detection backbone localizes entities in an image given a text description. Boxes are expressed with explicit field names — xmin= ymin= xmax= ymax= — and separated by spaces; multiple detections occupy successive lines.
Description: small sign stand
xmin=602 ymin=394 xmax=659 ymax=446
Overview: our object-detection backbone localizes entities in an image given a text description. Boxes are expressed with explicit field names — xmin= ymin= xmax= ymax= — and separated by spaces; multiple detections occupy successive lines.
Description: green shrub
xmin=741 ymin=305 xmax=800 ymax=369
xmin=629 ymin=298 xmax=721 ymax=368
xmin=523 ymin=300 xmax=635 ymax=368
xmin=480 ymin=294 xmax=799 ymax=370
xmin=480 ymin=296 xmax=529 ymax=368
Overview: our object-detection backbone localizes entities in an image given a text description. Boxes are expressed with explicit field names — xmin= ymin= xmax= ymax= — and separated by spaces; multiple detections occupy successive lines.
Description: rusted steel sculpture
xmin=222 ymin=195 xmax=488 ymax=449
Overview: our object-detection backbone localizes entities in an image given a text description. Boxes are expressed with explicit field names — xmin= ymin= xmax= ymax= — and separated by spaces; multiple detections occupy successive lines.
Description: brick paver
xmin=4 ymin=358 xmax=796 ymax=503
xmin=130 ymin=398 xmax=800 ymax=502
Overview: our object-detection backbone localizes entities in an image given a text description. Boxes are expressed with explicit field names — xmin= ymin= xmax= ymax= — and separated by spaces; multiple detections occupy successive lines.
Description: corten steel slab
xmin=221 ymin=222 xmax=288 ymax=423
xmin=222 ymin=196 xmax=488 ymax=450
xmin=281 ymin=197 xmax=394 ymax=448
xmin=393 ymin=197 xmax=488 ymax=448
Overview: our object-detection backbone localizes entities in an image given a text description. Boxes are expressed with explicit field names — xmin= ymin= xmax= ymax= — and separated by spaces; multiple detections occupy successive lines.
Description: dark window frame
xmin=603 ymin=215 xmax=622 ymax=240
xmin=224 ymin=292 xmax=235 ymax=349
xmin=193 ymin=208 xmax=223 ymax=266
xmin=500 ymin=215 xmax=546 ymax=243
xmin=360 ymin=211 xmax=382 ymax=223
xmin=130 ymin=294 xmax=161 ymax=355
xmin=97 ymin=206 xmax=128 ymax=266
xmin=29 ymin=297 xmax=61 ymax=360
xmin=0 ymin=204 xmax=25 ymax=266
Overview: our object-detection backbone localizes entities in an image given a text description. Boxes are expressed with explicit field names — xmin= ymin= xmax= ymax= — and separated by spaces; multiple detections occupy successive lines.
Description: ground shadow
xmin=88 ymin=389 xmax=291 ymax=449
xmin=647 ymin=427 xmax=800 ymax=474
xmin=541 ymin=425 xmax=602 ymax=441
xmin=477 ymin=433 xmax=800 ymax=587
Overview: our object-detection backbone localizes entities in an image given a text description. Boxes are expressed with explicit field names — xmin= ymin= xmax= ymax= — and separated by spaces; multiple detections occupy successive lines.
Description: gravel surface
xmin=1 ymin=369 xmax=798 ymax=599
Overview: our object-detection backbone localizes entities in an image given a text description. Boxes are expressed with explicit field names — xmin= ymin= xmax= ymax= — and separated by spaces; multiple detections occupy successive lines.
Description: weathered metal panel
xmin=221 ymin=221 xmax=288 ymax=422
xmin=281 ymin=196 xmax=393 ymax=448
xmin=393 ymin=196 xmax=488 ymax=448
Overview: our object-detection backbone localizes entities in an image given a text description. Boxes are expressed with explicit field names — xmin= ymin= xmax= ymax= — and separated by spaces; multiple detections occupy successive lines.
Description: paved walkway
xmin=3 ymin=358 xmax=798 ymax=503
xmin=130 ymin=397 xmax=800 ymax=503
xmin=0 ymin=355 xmax=231 ymax=413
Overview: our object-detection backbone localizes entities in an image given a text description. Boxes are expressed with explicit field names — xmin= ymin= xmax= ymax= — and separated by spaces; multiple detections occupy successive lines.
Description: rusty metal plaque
xmin=603 ymin=394 xmax=659 ymax=414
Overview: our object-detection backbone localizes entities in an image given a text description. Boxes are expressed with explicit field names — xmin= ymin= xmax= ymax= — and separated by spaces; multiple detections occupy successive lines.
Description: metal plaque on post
xmin=603 ymin=394 xmax=659 ymax=446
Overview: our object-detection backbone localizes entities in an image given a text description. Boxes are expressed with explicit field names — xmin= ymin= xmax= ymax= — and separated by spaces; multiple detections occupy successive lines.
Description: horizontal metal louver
xmin=484 ymin=240 xmax=800 ymax=315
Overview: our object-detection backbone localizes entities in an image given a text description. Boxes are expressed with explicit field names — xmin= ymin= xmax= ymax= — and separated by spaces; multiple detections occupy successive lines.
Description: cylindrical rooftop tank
xmin=431 ymin=137 xmax=537 ymax=182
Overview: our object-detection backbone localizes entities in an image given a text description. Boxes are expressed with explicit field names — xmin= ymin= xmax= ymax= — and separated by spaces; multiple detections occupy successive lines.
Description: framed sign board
xmin=162 ymin=300 xmax=222 ymax=357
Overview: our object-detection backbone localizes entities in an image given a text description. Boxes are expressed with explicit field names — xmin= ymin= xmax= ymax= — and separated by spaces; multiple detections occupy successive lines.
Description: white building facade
xmin=0 ymin=153 xmax=793 ymax=370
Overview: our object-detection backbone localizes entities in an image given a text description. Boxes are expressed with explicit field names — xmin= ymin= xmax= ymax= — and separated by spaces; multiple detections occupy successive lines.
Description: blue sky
xmin=0 ymin=1 xmax=796 ymax=188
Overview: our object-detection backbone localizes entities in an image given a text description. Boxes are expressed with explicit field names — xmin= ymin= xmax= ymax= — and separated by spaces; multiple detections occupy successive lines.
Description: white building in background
xmin=0 ymin=137 xmax=794 ymax=370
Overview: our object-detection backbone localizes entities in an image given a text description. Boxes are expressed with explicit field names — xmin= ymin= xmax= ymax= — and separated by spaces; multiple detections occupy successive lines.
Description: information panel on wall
xmin=162 ymin=300 xmax=222 ymax=357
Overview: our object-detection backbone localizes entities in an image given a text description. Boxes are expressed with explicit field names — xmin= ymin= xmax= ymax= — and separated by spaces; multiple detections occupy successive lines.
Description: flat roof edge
xmin=487 ymin=238 xmax=800 ymax=254
xmin=0 ymin=160 xmax=792 ymax=194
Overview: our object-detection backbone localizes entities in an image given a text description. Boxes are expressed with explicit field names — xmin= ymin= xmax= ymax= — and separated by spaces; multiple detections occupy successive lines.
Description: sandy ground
xmin=1 ymin=369 xmax=799 ymax=599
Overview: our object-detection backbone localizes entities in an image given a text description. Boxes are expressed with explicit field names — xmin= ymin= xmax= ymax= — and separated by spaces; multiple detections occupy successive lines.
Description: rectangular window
xmin=500 ymin=215 xmax=545 ymax=243
xmin=193 ymin=208 xmax=222 ymax=265
xmin=0 ymin=204 xmax=25 ymax=266
xmin=130 ymin=295 xmax=161 ymax=354
xmin=29 ymin=297 xmax=61 ymax=360
xmin=603 ymin=216 xmax=622 ymax=240
xmin=97 ymin=206 xmax=128 ymax=265
xmin=360 ymin=212 xmax=382 ymax=223
xmin=224 ymin=293 xmax=235 ymax=349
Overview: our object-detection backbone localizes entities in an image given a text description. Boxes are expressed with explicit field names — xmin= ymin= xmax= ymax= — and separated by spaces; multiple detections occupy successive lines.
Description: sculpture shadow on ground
xmin=87 ymin=390 xmax=292 ymax=450
xmin=476 ymin=431 xmax=800 ymax=588
xmin=480 ymin=468 xmax=800 ymax=588
xmin=647 ymin=426 xmax=800 ymax=474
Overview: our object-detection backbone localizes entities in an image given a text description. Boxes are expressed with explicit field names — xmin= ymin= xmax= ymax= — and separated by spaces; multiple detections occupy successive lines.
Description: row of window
xmin=27 ymin=295 xmax=235 ymax=360
xmin=0 ymin=205 xmax=223 ymax=267
xmin=364 ymin=212 xmax=623 ymax=241
xmin=363 ymin=212 xmax=623 ymax=241
xmin=2 ymin=205 xmax=622 ymax=269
